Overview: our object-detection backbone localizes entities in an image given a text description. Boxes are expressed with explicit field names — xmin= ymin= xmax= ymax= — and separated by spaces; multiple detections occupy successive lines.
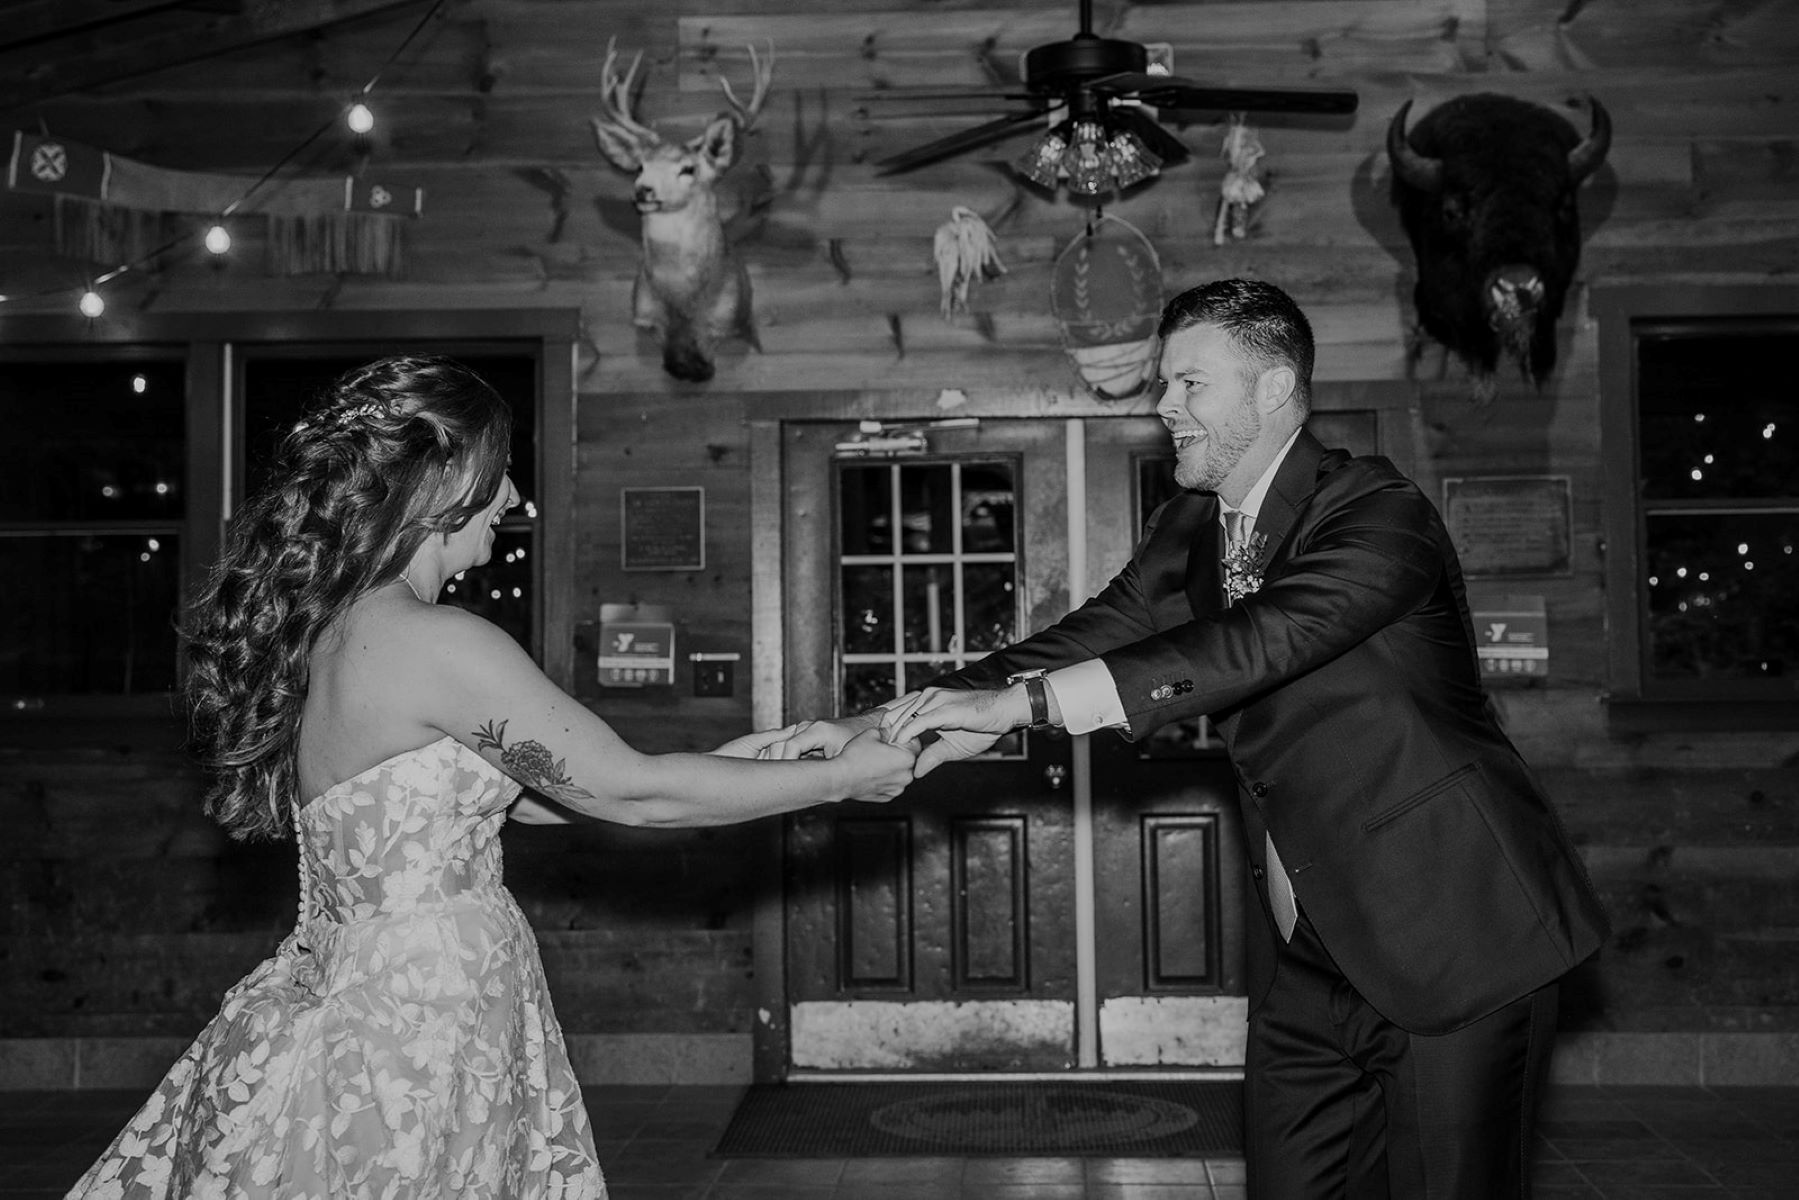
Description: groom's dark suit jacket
xmin=946 ymin=429 xmax=1609 ymax=1034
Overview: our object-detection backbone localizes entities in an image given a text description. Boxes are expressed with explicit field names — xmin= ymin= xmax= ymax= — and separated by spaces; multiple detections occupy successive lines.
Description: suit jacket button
xmin=1251 ymin=782 xmax=1268 ymax=798
xmin=1252 ymin=866 xmax=1265 ymax=880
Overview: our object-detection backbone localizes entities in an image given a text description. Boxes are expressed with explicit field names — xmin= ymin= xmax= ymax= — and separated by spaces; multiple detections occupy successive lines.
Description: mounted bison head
xmin=1387 ymin=93 xmax=1610 ymax=396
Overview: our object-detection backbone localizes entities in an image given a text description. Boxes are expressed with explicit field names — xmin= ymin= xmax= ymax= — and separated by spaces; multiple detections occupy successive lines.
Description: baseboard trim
xmin=3 ymin=1031 xmax=1794 ymax=1090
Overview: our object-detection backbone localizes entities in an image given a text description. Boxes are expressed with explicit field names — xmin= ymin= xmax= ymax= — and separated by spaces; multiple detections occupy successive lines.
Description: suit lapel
xmin=1248 ymin=429 xmax=1327 ymax=571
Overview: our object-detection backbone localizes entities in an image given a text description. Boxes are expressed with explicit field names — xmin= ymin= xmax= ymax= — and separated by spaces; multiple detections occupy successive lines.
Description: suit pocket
xmin=1361 ymin=763 xmax=1478 ymax=833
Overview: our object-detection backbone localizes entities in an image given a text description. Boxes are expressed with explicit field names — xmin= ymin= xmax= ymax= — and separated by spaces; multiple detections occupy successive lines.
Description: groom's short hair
xmin=1158 ymin=279 xmax=1315 ymax=415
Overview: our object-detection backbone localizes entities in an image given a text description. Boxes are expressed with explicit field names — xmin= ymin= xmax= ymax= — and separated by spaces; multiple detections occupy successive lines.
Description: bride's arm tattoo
xmin=472 ymin=719 xmax=597 ymax=807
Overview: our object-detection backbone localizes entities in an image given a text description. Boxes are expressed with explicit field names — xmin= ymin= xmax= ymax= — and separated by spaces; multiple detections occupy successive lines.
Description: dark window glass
xmin=0 ymin=359 xmax=185 ymax=521
xmin=1644 ymin=513 xmax=1798 ymax=682
xmin=1639 ymin=332 xmax=1796 ymax=501
xmin=1632 ymin=319 xmax=1799 ymax=697
xmin=0 ymin=533 xmax=180 ymax=694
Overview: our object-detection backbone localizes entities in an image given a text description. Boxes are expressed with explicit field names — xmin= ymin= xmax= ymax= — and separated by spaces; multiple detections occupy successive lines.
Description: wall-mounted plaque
xmin=621 ymin=486 xmax=705 ymax=571
xmin=1442 ymin=475 xmax=1572 ymax=577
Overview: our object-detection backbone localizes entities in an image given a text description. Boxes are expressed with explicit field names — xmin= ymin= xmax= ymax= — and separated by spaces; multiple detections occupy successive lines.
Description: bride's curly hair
xmin=184 ymin=355 xmax=513 ymax=841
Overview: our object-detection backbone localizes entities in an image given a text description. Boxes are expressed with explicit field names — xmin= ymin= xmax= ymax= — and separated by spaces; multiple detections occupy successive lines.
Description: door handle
xmin=1043 ymin=764 xmax=1068 ymax=790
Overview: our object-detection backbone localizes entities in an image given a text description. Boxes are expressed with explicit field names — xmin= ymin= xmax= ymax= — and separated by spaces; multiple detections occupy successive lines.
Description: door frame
xmin=747 ymin=384 xmax=1422 ymax=1081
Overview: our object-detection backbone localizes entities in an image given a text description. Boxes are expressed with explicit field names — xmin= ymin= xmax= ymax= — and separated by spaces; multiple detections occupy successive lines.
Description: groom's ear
xmin=1255 ymin=364 xmax=1298 ymax=415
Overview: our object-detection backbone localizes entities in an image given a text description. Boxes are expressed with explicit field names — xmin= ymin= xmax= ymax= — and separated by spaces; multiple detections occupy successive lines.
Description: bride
xmin=69 ymin=355 xmax=916 ymax=1199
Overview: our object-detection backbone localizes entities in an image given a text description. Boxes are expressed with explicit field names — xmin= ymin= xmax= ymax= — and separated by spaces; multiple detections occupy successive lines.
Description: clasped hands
xmin=756 ymin=682 xmax=1036 ymax=777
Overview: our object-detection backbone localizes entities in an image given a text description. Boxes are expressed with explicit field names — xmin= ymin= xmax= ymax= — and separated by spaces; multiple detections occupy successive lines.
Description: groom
xmin=783 ymin=279 xmax=1609 ymax=1199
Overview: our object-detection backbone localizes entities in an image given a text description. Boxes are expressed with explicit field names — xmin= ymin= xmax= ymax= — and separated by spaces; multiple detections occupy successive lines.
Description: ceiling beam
xmin=0 ymin=0 xmax=427 ymax=114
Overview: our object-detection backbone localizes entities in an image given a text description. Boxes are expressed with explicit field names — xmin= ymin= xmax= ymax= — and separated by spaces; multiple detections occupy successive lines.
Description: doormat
xmin=712 ymin=1079 xmax=1242 ymax=1158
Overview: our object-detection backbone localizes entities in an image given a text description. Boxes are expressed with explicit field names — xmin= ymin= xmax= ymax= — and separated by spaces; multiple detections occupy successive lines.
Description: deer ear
xmin=592 ymin=119 xmax=646 ymax=172
xmin=693 ymin=116 xmax=738 ymax=170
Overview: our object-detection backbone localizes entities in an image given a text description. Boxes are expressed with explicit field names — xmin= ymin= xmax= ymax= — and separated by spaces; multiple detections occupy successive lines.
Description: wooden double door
xmin=768 ymin=416 xmax=1257 ymax=1075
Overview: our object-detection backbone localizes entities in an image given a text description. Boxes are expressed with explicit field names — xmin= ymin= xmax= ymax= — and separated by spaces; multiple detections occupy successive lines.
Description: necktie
xmin=1224 ymin=510 xmax=1299 ymax=941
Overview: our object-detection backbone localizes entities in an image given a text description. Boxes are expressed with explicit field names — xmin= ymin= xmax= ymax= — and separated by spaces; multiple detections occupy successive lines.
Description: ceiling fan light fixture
xmin=1061 ymin=119 xmax=1111 ymax=195
xmin=1014 ymin=123 xmax=1071 ymax=189
xmin=1108 ymin=127 xmax=1162 ymax=189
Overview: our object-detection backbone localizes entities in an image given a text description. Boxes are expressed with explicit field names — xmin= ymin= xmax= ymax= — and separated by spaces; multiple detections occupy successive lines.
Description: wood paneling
xmin=5 ymin=0 xmax=1798 ymax=1044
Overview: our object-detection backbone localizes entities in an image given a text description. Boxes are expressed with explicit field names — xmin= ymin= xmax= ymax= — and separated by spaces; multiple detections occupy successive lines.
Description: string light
xmin=1 ymin=0 xmax=446 ymax=317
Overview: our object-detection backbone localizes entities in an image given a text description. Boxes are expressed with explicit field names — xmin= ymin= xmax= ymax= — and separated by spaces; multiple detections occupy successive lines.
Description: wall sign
xmin=1442 ymin=475 xmax=1572 ymax=577
xmin=1471 ymin=594 xmax=1549 ymax=685
xmin=621 ymin=486 xmax=705 ymax=571
xmin=597 ymin=603 xmax=675 ymax=688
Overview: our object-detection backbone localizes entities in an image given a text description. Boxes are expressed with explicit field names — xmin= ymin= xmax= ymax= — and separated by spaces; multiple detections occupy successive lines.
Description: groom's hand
xmin=880 ymin=686 xmax=1030 ymax=775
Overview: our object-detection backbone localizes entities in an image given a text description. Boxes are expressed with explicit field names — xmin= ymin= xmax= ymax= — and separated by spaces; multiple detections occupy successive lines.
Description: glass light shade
xmin=1108 ymin=128 xmax=1163 ymax=189
xmin=1060 ymin=120 xmax=1111 ymax=195
xmin=1013 ymin=125 xmax=1070 ymax=189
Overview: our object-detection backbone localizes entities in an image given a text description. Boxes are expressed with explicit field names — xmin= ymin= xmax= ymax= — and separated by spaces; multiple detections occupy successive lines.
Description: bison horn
xmin=1568 ymin=95 xmax=1612 ymax=183
xmin=1386 ymin=100 xmax=1443 ymax=192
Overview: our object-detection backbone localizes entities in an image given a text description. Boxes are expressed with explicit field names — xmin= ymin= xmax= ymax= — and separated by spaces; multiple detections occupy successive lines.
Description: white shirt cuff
xmin=1044 ymin=660 xmax=1128 ymax=736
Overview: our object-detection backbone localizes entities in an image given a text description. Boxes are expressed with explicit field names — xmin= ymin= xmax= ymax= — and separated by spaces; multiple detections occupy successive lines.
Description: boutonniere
xmin=1222 ymin=533 xmax=1268 ymax=604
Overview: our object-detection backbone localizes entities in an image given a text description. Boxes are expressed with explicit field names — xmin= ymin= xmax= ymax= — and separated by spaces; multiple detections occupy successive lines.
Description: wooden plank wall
xmin=2 ymin=0 xmax=1797 ymax=1044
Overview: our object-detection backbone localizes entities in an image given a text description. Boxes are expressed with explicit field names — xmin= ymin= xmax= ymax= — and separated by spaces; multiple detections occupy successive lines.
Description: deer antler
xmin=716 ymin=41 xmax=775 ymax=132
xmin=596 ymin=37 xmax=661 ymax=151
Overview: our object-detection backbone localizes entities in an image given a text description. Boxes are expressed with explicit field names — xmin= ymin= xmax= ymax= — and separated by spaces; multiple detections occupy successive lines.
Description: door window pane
xmin=837 ymin=458 xmax=1021 ymax=739
xmin=898 ymin=464 xmax=954 ymax=555
xmin=0 ymin=534 xmax=180 ymax=694
xmin=960 ymin=463 xmax=1015 ymax=553
xmin=0 ymin=359 xmax=185 ymax=521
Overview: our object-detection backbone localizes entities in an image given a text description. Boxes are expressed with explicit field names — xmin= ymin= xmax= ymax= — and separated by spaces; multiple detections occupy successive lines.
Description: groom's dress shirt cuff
xmin=1044 ymin=661 xmax=1128 ymax=736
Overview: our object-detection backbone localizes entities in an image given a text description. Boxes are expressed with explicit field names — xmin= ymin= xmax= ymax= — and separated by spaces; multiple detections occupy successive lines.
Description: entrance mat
xmin=713 ymin=1079 xmax=1242 ymax=1157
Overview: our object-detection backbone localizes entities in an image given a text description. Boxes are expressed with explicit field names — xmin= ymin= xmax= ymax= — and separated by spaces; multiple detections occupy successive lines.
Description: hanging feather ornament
xmin=933 ymin=206 xmax=1006 ymax=318
xmin=1213 ymin=113 xmax=1266 ymax=246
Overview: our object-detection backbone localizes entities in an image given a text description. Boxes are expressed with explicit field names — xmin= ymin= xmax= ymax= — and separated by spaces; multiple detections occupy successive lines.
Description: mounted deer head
xmin=591 ymin=40 xmax=773 ymax=383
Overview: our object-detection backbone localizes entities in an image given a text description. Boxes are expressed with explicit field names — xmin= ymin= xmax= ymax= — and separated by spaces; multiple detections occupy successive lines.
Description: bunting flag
xmin=8 ymin=131 xmax=423 ymax=276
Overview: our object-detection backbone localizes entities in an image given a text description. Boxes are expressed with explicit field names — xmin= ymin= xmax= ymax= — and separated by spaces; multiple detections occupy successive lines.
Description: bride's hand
xmin=709 ymin=724 xmax=802 ymax=759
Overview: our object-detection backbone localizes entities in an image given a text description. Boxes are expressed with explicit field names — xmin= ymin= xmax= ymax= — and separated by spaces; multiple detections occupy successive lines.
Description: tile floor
xmin=3 ymin=1082 xmax=1795 ymax=1198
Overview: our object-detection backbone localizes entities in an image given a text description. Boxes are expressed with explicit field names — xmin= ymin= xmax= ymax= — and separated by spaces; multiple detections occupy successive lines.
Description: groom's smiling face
xmin=1154 ymin=322 xmax=1266 ymax=499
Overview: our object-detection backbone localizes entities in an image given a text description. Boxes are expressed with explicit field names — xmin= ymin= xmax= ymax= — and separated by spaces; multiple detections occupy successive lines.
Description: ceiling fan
xmin=870 ymin=0 xmax=1359 ymax=187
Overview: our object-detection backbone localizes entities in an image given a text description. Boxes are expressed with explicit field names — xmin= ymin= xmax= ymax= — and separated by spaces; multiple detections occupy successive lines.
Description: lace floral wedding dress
xmin=68 ymin=735 xmax=605 ymax=1199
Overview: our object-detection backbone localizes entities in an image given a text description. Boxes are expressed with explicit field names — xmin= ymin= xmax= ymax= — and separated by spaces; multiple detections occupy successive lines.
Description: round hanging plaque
xmin=1050 ymin=213 xmax=1164 ymax=401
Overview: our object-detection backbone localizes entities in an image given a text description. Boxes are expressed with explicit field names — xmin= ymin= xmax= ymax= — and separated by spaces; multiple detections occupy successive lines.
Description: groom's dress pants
xmin=1244 ymin=906 xmax=1560 ymax=1200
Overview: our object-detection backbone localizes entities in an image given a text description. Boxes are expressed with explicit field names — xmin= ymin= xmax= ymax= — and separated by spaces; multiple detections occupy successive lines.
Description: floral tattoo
xmin=473 ymin=719 xmax=595 ymax=806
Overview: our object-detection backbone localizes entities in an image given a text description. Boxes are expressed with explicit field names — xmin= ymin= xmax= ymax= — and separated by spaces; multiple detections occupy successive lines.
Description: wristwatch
xmin=1005 ymin=669 xmax=1053 ymax=730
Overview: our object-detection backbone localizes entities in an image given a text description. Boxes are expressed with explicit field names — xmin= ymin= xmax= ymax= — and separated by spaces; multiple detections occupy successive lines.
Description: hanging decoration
xmin=1213 ymin=113 xmax=1266 ymax=246
xmin=7 ymin=131 xmax=423 ymax=275
xmin=1050 ymin=212 xmax=1163 ymax=401
xmin=932 ymin=206 xmax=1006 ymax=319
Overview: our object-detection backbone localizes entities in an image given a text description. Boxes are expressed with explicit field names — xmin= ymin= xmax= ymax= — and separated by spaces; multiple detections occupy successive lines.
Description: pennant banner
xmin=8 ymin=132 xmax=110 ymax=199
xmin=11 ymin=131 xmax=423 ymax=275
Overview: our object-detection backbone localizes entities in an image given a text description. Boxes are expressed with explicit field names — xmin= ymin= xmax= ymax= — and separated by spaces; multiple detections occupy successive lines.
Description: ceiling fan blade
xmin=873 ymin=107 xmax=1051 ymax=174
xmin=1111 ymin=107 xmax=1191 ymax=167
xmin=1093 ymin=72 xmax=1359 ymax=115
xmin=857 ymin=89 xmax=1042 ymax=103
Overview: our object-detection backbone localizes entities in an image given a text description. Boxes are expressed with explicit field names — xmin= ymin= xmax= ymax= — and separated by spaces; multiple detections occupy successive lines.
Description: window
xmin=0 ymin=311 xmax=576 ymax=721
xmin=1597 ymin=285 xmax=1799 ymax=719
xmin=0 ymin=354 xmax=187 ymax=699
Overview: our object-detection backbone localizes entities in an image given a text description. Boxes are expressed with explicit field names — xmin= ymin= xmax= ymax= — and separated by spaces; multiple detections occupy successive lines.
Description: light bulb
xmin=204 ymin=224 xmax=231 ymax=254
xmin=1060 ymin=120 xmax=1111 ymax=195
xmin=1013 ymin=125 xmax=1070 ymax=190
xmin=347 ymin=102 xmax=375 ymax=134
xmin=1108 ymin=128 xmax=1162 ymax=189
xmin=79 ymin=290 xmax=105 ymax=318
